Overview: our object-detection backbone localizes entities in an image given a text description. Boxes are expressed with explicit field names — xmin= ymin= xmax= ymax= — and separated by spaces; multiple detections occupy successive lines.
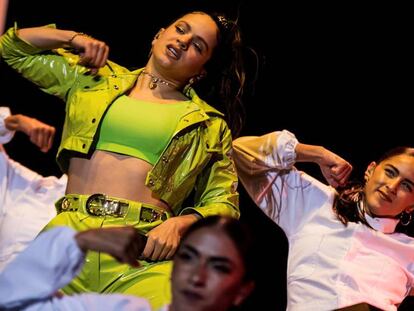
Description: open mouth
xmin=166 ymin=45 xmax=180 ymax=59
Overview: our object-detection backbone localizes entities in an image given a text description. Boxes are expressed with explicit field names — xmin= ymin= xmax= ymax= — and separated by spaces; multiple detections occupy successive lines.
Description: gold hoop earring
xmin=400 ymin=212 xmax=412 ymax=226
xmin=188 ymin=73 xmax=205 ymax=86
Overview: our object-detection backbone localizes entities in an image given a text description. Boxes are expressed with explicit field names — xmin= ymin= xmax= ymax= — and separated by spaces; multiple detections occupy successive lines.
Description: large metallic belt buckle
xmin=141 ymin=207 xmax=164 ymax=223
xmin=86 ymin=193 xmax=128 ymax=217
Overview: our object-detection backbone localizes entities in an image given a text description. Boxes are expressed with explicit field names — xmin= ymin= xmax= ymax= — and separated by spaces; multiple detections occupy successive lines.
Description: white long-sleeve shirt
xmin=0 ymin=226 xmax=152 ymax=310
xmin=0 ymin=107 xmax=67 ymax=271
xmin=233 ymin=130 xmax=414 ymax=311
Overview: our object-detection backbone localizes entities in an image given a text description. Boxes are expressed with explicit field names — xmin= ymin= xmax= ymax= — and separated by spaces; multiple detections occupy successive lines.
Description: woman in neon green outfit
xmin=0 ymin=11 xmax=245 ymax=309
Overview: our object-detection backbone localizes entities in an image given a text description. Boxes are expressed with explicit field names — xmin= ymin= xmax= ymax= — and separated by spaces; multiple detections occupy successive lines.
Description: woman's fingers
xmin=78 ymin=37 xmax=109 ymax=69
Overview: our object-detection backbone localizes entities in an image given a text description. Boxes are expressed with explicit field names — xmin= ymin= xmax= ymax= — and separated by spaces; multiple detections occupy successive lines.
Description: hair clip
xmin=216 ymin=15 xmax=230 ymax=30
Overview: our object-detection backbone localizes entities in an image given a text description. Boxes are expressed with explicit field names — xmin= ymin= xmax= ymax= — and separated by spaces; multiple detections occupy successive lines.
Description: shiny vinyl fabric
xmin=42 ymin=209 xmax=172 ymax=310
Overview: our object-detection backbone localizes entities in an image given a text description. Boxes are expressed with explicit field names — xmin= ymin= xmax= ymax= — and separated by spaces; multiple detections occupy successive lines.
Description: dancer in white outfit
xmin=0 ymin=107 xmax=67 ymax=271
xmin=233 ymin=130 xmax=414 ymax=310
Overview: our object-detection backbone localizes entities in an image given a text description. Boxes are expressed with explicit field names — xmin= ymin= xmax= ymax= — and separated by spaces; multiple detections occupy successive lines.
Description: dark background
xmin=1 ymin=1 xmax=412 ymax=309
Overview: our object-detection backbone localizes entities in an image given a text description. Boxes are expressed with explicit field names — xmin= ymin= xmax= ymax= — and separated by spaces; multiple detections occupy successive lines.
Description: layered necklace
xmin=141 ymin=69 xmax=178 ymax=90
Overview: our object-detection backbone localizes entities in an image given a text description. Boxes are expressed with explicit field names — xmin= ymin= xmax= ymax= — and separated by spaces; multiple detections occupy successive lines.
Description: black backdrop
xmin=1 ymin=1 xmax=412 ymax=309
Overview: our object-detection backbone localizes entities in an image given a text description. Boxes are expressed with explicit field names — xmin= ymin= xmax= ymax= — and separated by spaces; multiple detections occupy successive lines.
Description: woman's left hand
xmin=142 ymin=214 xmax=199 ymax=261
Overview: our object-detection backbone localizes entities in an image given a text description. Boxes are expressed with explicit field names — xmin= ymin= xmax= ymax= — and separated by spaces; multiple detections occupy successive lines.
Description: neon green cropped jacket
xmin=0 ymin=25 xmax=239 ymax=218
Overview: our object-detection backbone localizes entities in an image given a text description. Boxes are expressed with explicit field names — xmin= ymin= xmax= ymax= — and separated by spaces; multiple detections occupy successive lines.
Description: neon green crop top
xmin=96 ymin=95 xmax=189 ymax=165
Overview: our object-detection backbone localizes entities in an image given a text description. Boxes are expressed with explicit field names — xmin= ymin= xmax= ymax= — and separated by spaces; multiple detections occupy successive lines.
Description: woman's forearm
xmin=17 ymin=27 xmax=76 ymax=49
xmin=295 ymin=143 xmax=325 ymax=165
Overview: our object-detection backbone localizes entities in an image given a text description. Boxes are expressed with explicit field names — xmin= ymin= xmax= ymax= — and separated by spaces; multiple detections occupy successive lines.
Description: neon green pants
xmin=43 ymin=200 xmax=172 ymax=310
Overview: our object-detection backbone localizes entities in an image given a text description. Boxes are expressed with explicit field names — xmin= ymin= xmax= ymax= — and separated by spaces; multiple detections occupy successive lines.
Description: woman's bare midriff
xmin=66 ymin=150 xmax=171 ymax=212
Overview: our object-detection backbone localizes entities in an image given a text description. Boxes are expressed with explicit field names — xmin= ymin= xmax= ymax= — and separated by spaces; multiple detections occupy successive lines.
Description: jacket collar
xmin=365 ymin=213 xmax=399 ymax=234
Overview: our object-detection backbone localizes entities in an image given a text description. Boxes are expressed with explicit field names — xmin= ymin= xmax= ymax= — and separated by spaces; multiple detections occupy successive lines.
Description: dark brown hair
xmin=183 ymin=11 xmax=246 ymax=138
